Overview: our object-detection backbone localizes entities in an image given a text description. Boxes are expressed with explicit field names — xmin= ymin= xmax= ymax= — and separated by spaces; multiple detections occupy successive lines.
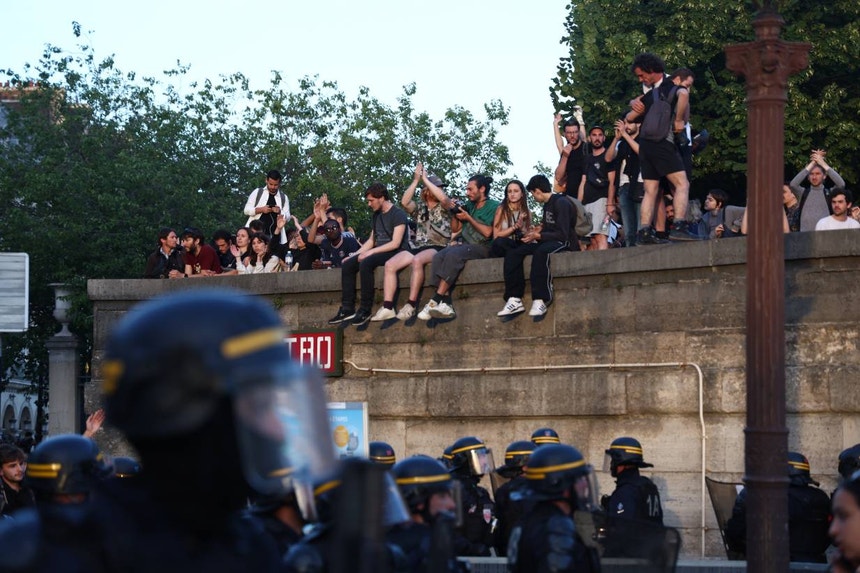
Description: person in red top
xmin=180 ymin=227 xmax=222 ymax=277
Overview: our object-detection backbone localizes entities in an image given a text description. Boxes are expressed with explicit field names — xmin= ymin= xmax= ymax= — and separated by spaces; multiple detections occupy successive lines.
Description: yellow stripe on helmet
xmin=524 ymin=459 xmax=586 ymax=479
xmin=222 ymin=327 xmax=286 ymax=360
xmin=395 ymin=473 xmax=451 ymax=486
xmin=27 ymin=462 xmax=62 ymax=478
xmin=101 ymin=359 xmax=124 ymax=395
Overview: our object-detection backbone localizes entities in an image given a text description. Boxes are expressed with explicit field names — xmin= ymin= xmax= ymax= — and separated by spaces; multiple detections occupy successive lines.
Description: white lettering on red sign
xmin=285 ymin=333 xmax=334 ymax=371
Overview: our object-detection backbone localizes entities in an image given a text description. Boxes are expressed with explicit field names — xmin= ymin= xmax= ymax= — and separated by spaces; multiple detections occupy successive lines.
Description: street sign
xmin=0 ymin=253 xmax=28 ymax=332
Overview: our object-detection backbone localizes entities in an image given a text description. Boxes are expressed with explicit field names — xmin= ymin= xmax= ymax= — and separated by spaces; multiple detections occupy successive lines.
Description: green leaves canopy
xmin=0 ymin=25 xmax=511 ymax=409
xmin=551 ymin=0 xmax=860 ymax=199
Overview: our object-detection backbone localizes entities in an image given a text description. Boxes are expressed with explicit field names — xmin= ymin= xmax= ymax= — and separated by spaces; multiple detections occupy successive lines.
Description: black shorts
xmin=409 ymin=244 xmax=445 ymax=255
xmin=639 ymin=139 xmax=685 ymax=181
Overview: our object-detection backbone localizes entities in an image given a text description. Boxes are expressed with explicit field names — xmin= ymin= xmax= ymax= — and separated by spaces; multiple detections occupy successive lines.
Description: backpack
xmin=253 ymin=186 xmax=287 ymax=208
xmin=564 ymin=195 xmax=594 ymax=237
xmin=640 ymin=84 xmax=679 ymax=143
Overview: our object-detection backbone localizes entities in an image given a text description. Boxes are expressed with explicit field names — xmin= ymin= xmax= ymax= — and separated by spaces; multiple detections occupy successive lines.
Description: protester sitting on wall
xmin=143 ymin=227 xmax=185 ymax=279
xmin=237 ymin=232 xmax=279 ymax=274
xmin=370 ymin=163 xmax=453 ymax=322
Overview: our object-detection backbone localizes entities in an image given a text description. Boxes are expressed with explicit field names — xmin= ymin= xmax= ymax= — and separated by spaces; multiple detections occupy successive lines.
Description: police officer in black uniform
xmin=370 ymin=442 xmax=397 ymax=469
xmin=726 ymin=451 xmax=831 ymax=563
xmin=492 ymin=440 xmax=535 ymax=556
xmin=447 ymin=436 xmax=495 ymax=556
xmin=0 ymin=434 xmax=112 ymax=572
xmin=602 ymin=436 xmax=664 ymax=524
xmin=247 ymin=480 xmax=307 ymax=557
xmin=284 ymin=459 xmax=410 ymax=573
xmin=507 ymin=443 xmax=601 ymax=573
xmin=100 ymin=288 xmax=333 ymax=572
xmin=387 ymin=455 xmax=463 ymax=573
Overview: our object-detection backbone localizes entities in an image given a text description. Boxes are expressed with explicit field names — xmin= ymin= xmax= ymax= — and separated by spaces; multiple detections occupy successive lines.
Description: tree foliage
xmin=0 ymin=23 xmax=511 ymax=414
xmin=551 ymin=0 xmax=860 ymax=201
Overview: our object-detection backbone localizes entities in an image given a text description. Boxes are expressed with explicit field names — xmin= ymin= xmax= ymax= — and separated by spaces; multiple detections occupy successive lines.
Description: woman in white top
xmin=237 ymin=232 xmax=280 ymax=274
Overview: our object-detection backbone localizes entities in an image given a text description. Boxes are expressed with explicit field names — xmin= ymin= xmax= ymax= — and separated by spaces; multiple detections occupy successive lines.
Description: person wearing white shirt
xmin=243 ymin=169 xmax=290 ymax=244
xmin=815 ymin=189 xmax=860 ymax=231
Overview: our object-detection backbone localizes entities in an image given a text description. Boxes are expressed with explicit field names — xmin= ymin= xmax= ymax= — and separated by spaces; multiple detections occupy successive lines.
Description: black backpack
xmin=640 ymin=84 xmax=679 ymax=142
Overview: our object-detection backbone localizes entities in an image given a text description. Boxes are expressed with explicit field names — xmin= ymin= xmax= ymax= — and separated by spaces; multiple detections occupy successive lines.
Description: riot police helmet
xmin=448 ymin=436 xmax=493 ymax=478
xmin=369 ymin=441 xmax=397 ymax=469
xmin=25 ymin=434 xmax=112 ymax=502
xmin=101 ymin=288 xmax=335 ymax=497
xmin=604 ymin=436 xmax=654 ymax=477
xmin=393 ymin=455 xmax=455 ymax=518
xmin=788 ymin=451 xmax=819 ymax=486
xmin=531 ymin=427 xmax=561 ymax=446
xmin=838 ymin=444 xmax=860 ymax=481
xmin=495 ymin=440 xmax=536 ymax=478
xmin=522 ymin=443 xmax=598 ymax=509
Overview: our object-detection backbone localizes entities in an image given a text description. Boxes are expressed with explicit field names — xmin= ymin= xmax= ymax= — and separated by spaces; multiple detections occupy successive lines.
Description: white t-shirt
xmin=814 ymin=216 xmax=860 ymax=231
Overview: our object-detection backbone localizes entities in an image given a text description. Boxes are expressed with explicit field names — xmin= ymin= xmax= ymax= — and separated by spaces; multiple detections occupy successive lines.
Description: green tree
xmin=551 ymin=0 xmax=860 ymax=201
xmin=0 ymin=23 xmax=511 ymax=428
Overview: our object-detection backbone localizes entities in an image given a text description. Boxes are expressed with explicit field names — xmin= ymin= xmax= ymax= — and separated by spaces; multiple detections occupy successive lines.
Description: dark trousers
xmin=341 ymin=251 xmax=400 ymax=311
xmin=499 ymin=240 xmax=568 ymax=302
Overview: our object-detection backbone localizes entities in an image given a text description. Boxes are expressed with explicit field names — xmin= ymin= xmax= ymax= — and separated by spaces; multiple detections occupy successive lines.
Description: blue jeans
xmin=619 ymin=183 xmax=641 ymax=247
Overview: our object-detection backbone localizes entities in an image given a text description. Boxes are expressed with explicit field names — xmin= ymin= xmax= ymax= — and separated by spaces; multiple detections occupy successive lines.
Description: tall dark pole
xmin=725 ymin=5 xmax=809 ymax=573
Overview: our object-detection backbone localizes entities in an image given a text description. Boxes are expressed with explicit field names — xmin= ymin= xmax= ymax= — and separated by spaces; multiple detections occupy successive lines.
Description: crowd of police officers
xmin=0 ymin=288 xmax=854 ymax=572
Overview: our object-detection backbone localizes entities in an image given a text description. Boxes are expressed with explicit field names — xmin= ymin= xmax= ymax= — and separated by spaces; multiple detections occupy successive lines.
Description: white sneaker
xmin=497 ymin=297 xmax=525 ymax=317
xmin=429 ymin=301 xmax=456 ymax=319
xmin=417 ymin=301 xmax=437 ymax=321
xmin=529 ymin=299 xmax=548 ymax=317
xmin=370 ymin=306 xmax=396 ymax=322
xmin=396 ymin=303 xmax=415 ymax=320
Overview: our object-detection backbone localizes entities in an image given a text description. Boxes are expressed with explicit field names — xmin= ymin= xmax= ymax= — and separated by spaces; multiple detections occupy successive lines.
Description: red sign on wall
xmin=285 ymin=329 xmax=343 ymax=376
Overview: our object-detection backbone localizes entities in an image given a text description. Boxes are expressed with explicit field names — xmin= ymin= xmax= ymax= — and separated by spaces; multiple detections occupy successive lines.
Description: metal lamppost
xmin=725 ymin=2 xmax=810 ymax=572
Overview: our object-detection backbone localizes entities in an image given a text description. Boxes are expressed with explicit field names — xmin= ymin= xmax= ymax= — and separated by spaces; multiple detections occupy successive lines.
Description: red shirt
xmin=184 ymin=244 xmax=222 ymax=275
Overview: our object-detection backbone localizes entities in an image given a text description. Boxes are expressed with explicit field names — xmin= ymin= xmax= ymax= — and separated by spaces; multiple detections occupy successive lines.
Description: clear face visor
xmin=574 ymin=468 xmax=600 ymax=512
xmin=381 ymin=471 xmax=412 ymax=527
xmin=489 ymin=470 xmax=512 ymax=496
xmin=602 ymin=452 xmax=614 ymax=474
xmin=233 ymin=363 xmax=336 ymax=498
xmin=463 ymin=447 xmax=494 ymax=476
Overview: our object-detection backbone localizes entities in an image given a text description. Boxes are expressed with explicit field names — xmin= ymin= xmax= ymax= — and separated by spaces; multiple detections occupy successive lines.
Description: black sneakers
xmin=352 ymin=308 xmax=372 ymax=326
xmin=669 ymin=220 xmax=701 ymax=242
xmin=328 ymin=308 xmax=356 ymax=324
xmin=636 ymin=226 xmax=669 ymax=245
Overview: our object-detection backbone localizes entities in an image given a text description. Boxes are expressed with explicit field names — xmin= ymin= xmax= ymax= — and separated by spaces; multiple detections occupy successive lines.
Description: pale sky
xmin=1 ymin=0 xmax=570 ymax=180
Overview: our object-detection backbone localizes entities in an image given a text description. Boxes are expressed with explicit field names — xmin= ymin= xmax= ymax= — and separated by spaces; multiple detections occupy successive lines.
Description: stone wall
xmin=87 ymin=230 xmax=860 ymax=558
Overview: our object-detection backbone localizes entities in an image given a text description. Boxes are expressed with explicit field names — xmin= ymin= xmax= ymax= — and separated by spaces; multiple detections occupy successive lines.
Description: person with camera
xmin=243 ymin=169 xmax=291 ymax=244
xmin=417 ymin=174 xmax=499 ymax=321
xmin=495 ymin=174 xmax=575 ymax=318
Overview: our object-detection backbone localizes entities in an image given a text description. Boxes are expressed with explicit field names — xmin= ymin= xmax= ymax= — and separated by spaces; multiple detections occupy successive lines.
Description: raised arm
xmin=553 ymin=113 xmax=565 ymax=154
xmin=401 ymin=163 xmax=423 ymax=212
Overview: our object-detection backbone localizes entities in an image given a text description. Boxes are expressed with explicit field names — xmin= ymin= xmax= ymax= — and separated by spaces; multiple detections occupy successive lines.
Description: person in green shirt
xmin=418 ymin=174 xmax=500 ymax=320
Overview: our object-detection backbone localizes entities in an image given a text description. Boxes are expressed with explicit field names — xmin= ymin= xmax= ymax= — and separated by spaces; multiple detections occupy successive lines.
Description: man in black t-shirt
xmin=577 ymin=125 xmax=616 ymax=251
xmin=328 ymin=183 xmax=409 ymax=326
xmin=553 ymin=116 xmax=588 ymax=196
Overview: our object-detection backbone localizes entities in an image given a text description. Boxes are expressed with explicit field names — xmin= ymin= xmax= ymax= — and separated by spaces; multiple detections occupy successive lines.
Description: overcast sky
xmin=2 ymin=0 xmax=571 ymax=181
